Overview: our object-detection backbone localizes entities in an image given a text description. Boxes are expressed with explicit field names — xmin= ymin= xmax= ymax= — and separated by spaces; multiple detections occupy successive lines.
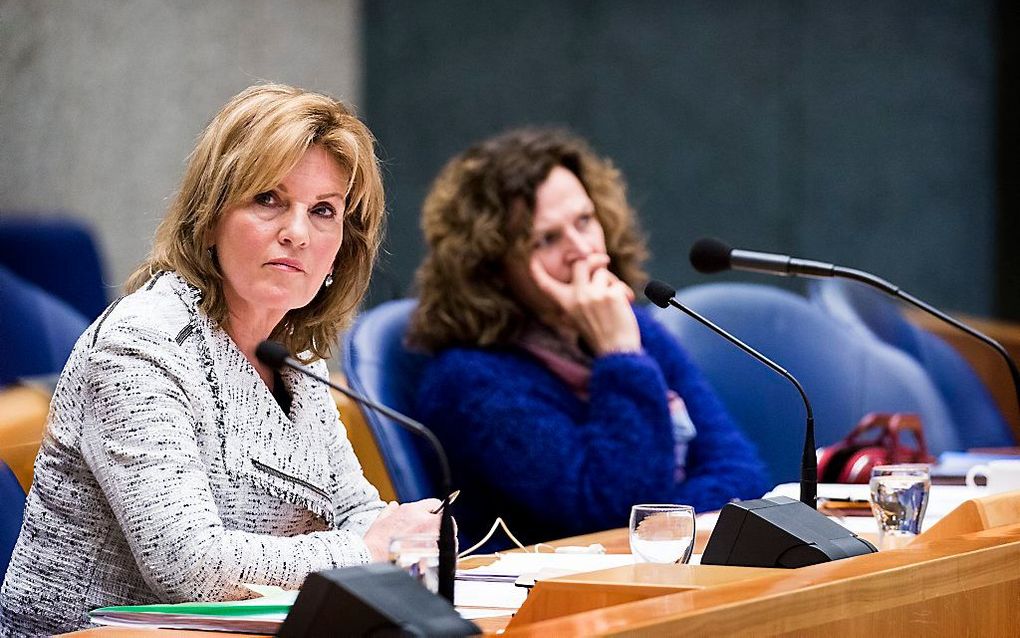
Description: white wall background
xmin=0 ymin=0 xmax=363 ymax=291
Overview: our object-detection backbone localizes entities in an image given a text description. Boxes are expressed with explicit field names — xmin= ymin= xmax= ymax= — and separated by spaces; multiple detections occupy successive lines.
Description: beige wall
xmin=0 ymin=0 xmax=363 ymax=290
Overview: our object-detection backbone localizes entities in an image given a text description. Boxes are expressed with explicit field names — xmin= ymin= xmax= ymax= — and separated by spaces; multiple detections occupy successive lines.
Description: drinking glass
xmin=389 ymin=534 xmax=440 ymax=593
xmin=868 ymin=464 xmax=931 ymax=550
xmin=629 ymin=504 xmax=696 ymax=564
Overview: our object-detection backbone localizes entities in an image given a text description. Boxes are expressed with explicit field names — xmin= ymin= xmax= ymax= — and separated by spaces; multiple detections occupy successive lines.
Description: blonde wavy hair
xmin=126 ymin=83 xmax=385 ymax=361
xmin=408 ymin=128 xmax=648 ymax=352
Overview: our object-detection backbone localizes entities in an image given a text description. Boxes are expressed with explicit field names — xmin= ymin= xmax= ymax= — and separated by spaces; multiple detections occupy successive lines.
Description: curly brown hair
xmin=408 ymin=128 xmax=648 ymax=352
xmin=125 ymin=83 xmax=385 ymax=362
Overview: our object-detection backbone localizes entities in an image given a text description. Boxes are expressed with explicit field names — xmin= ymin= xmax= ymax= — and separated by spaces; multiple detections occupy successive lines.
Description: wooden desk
xmin=60 ymin=615 xmax=511 ymax=637
xmin=503 ymin=497 xmax=1020 ymax=636
xmin=59 ymin=494 xmax=1020 ymax=637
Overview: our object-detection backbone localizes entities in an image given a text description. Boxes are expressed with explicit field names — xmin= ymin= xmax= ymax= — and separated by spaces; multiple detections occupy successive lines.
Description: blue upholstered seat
xmin=650 ymin=283 xmax=959 ymax=485
xmin=1 ymin=459 xmax=26 ymax=581
xmin=1 ymin=265 xmax=90 ymax=388
xmin=809 ymin=279 xmax=1015 ymax=449
xmin=0 ymin=213 xmax=110 ymax=320
xmin=341 ymin=299 xmax=438 ymax=502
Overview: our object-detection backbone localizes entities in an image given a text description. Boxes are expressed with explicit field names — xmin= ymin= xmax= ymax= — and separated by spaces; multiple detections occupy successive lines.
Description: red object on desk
xmin=817 ymin=413 xmax=935 ymax=484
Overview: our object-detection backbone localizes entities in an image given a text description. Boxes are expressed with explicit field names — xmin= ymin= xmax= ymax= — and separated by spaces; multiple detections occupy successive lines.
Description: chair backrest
xmin=0 ymin=213 xmax=110 ymax=319
xmin=1 ymin=265 xmax=90 ymax=388
xmin=0 ymin=459 xmax=26 ymax=581
xmin=0 ymin=385 xmax=51 ymax=492
xmin=809 ymin=279 xmax=1015 ymax=448
xmin=650 ymin=283 xmax=960 ymax=485
xmin=341 ymin=299 xmax=437 ymax=502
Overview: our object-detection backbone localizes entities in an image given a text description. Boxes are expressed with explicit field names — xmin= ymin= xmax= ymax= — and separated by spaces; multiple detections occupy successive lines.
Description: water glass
xmin=389 ymin=534 xmax=440 ymax=593
xmin=629 ymin=504 xmax=696 ymax=564
xmin=868 ymin=464 xmax=931 ymax=550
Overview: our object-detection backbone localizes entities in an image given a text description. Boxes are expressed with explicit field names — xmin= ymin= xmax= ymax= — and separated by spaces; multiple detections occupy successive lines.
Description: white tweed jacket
xmin=0 ymin=272 xmax=384 ymax=637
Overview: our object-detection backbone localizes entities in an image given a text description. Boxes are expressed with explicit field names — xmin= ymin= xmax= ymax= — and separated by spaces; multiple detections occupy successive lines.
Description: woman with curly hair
xmin=408 ymin=128 xmax=769 ymax=551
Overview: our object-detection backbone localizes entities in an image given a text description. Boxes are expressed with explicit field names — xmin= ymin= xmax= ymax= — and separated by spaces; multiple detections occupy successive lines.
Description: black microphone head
xmin=690 ymin=237 xmax=733 ymax=274
xmin=255 ymin=340 xmax=290 ymax=370
xmin=644 ymin=280 xmax=677 ymax=308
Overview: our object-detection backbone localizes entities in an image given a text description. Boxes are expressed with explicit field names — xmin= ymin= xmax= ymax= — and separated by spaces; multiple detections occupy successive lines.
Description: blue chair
xmin=650 ymin=283 xmax=960 ymax=485
xmin=0 ymin=213 xmax=110 ymax=319
xmin=1 ymin=266 xmax=90 ymax=387
xmin=1 ymin=459 xmax=26 ymax=581
xmin=809 ymin=279 xmax=1015 ymax=449
xmin=341 ymin=299 xmax=437 ymax=502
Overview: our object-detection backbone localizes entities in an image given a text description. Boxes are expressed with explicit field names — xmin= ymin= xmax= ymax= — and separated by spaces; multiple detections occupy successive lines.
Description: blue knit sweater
xmin=415 ymin=305 xmax=770 ymax=551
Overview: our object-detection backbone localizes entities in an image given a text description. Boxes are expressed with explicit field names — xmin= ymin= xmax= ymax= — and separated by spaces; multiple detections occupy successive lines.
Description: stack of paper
xmin=450 ymin=552 xmax=638 ymax=618
xmin=459 ymin=552 xmax=635 ymax=586
xmin=89 ymin=596 xmax=293 ymax=633
xmin=933 ymin=450 xmax=1019 ymax=478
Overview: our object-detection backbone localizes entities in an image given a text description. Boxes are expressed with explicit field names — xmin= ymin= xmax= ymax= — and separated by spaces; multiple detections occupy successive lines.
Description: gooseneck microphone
xmin=690 ymin=237 xmax=1020 ymax=421
xmin=255 ymin=341 xmax=457 ymax=603
xmin=645 ymin=281 xmax=877 ymax=568
xmin=645 ymin=280 xmax=817 ymax=509
xmin=690 ymin=237 xmax=836 ymax=279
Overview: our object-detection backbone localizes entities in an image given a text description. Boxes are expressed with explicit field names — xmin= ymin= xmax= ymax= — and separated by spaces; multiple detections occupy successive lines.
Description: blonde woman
xmin=0 ymin=84 xmax=438 ymax=636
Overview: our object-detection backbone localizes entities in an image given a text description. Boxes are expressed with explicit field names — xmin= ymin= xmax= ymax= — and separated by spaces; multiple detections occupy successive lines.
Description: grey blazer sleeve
xmin=79 ymin=323 xmax=379 ymax=602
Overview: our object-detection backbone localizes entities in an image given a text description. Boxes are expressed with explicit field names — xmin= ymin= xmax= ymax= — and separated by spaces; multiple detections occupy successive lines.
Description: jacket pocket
xmin=247 ymin=457 xmax=336 ymax=527
xmin=250 ymin=458 xmax=332 ymax=501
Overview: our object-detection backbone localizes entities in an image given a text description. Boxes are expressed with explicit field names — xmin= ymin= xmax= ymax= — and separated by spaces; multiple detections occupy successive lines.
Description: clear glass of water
xmin=629 ymin=504 xmax=696 ymax=564
xmin=388 ymin=534 xmax=440 ymax=593
xmin=868 ymin=464 xmax=931 ymax=550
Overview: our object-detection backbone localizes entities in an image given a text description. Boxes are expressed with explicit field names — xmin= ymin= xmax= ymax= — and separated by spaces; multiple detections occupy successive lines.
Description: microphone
xmin=690 ymin=237 xmax=836 ymax=279
xmin=690 ymin=237 xmax=1020 ymax=421
xmin=645 ymin=280 xmax=877 ymax=567
xmin=645 ymin=280 xmax=817 ymax=508
xmin=255 ymin=341 xmax=457 ymax=603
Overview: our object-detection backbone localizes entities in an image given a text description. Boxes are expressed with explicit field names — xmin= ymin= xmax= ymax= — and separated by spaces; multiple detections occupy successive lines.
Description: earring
xmin=207 ymin=246 xmax=216 ymax=260
xmin=324 ymin=274 xmax=334 ymax=288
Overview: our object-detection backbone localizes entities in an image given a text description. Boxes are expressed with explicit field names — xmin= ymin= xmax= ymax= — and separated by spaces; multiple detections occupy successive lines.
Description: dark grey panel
xmin=363 ymin=0 xmax=995 ymax=314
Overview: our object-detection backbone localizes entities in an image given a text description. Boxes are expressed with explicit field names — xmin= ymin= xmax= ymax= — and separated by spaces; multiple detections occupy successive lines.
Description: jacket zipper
xmin=250 ymin=458 xmax=332 ymax=501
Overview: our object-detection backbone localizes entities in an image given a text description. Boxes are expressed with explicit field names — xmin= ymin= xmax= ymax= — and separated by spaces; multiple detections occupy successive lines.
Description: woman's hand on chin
xmin=530 ymin=253 xmax=641 ymax=356
xmin=363 ymin=499 xmax=443 ymax=562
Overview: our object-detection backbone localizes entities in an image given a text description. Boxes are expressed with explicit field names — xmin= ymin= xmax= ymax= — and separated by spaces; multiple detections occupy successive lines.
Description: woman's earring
xmin=324 ymin=274 xmax=334 ymax=288
xmin=207 ymin=246 xmax=216 ymax=261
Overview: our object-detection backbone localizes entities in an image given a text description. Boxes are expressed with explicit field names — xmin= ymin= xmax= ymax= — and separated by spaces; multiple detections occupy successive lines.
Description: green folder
xmin=89 ymin=598 xmax=292 ymax=633
xmin=93 ymin=600 xmax=292 ymax=616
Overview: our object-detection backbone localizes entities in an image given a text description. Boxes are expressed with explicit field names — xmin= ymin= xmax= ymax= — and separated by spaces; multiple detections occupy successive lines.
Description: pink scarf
xmin=516 ymin=322 xmax=696 ymax=482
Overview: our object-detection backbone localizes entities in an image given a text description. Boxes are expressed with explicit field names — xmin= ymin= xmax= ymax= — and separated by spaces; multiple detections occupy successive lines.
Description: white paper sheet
xmin=458 ymin=552 xmax=635 ymax=581
xmin=454 ymin=580 xmax=528 ymax=609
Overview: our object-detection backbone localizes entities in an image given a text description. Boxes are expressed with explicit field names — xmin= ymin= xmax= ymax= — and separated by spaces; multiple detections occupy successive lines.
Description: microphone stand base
xmin=701 ymin=496 xmax=877 ymax=568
